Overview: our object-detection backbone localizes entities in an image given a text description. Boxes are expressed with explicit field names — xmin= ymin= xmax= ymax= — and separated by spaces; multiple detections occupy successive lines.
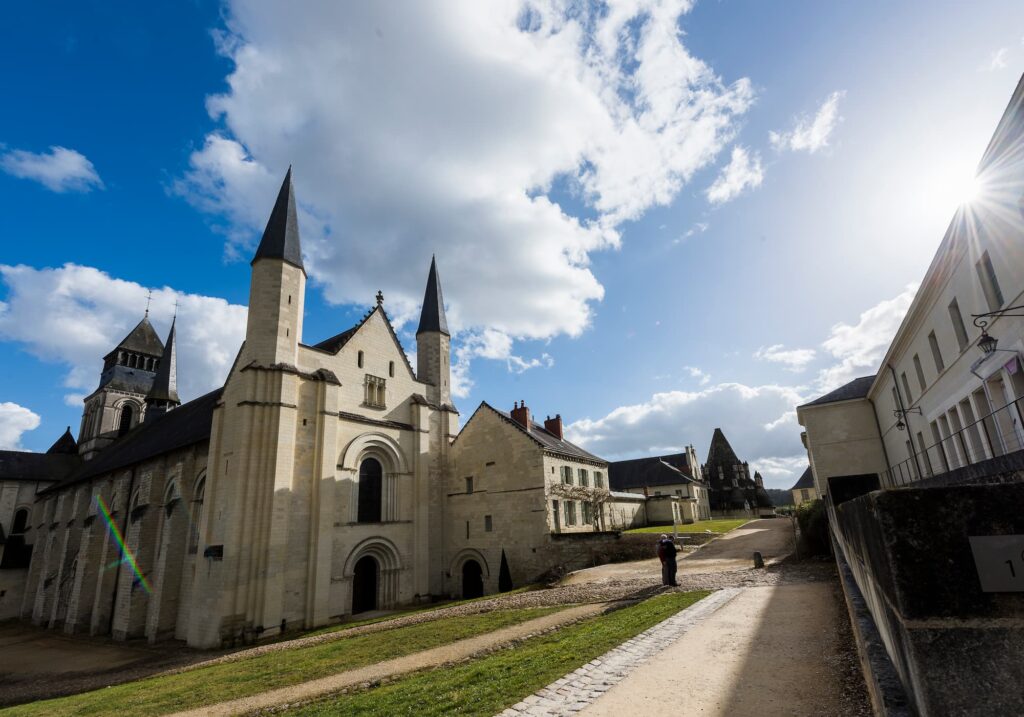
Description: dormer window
xmin=364 ymin=375 xmax=386 ymax=408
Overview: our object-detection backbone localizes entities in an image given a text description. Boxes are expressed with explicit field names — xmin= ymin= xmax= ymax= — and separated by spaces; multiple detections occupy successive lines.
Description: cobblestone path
xmin=498 ymin=588 xmax=742 ymax=717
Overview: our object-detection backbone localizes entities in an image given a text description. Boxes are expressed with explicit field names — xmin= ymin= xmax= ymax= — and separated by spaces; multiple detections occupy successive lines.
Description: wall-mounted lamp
xmin=972 ymin=305 xmax=1024 ymax=357
xmin=893 ymin=406 xmax=922 ymax=431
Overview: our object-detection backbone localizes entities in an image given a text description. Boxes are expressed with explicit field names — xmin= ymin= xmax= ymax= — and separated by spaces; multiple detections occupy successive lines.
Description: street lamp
xmin=977 ymin=329 xmax=998 ymax=356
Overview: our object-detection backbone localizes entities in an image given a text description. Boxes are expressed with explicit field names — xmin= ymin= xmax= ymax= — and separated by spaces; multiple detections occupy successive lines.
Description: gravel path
xmin=166 ymin=603 xmax=608 ymax=717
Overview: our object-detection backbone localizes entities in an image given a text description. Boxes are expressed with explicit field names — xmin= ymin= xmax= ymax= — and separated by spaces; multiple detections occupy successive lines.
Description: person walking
xmin=657 ymin=533 xmax=679 ymax=586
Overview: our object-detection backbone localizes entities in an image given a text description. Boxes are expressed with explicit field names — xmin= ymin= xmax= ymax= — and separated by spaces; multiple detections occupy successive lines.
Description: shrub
xmin=795 ymin=499 xmax=830 ymax=557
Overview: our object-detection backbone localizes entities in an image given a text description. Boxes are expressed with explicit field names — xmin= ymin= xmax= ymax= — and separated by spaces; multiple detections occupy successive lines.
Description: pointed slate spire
xmin=705 ymin=427 xmax=740 ymax=466
xmin=147 ymin=318 xmax=180 ymax=406
xmin=111 ymin=316 xmax=164 ymax=358
xmin=46 ymin=427 xmax=78 ymax=455
xmin=416 ymin=255 xmax=449 ymax=336
xmin=252 ymin=167 xmax=304 ymax=272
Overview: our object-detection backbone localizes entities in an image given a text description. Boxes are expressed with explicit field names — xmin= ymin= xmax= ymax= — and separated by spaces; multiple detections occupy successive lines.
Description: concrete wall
xmin=604 ymin=496 xmax=645 ymax=530
xmin=798 ymin=398 xmax=888 ymax=498
xmin=831 ymin=478 xmax=1024 ymax=716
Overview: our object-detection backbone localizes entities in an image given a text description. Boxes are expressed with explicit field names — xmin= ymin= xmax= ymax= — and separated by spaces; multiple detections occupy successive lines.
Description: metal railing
xmin=882 ymin=395 xmax=1024 ymax=488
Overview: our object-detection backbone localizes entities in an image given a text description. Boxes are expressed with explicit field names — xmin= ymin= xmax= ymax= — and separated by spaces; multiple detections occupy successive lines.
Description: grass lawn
xmin=285 ymin=590 xmax=711 ymax=716
xmin=626 ymin=518 xmax=751 ymax=535
xmin=0 ymin=606 xmax=563 ymax=717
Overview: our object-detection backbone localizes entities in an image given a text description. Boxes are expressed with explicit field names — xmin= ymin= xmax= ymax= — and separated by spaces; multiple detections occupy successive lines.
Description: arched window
xmin=189 ymin=477 xmax=205 ymax=554
xmin=357 ymin=350 xmax=364 ymax=368
xmin=389 ymin=361 xmax=395 ymax=378
xmin=118 ymin=404 xmax=134 ymax=436
xmin=11 ymin=508 xmax=29 ymax=534
xmin=357 ymin=458 xmax=383 ymax=523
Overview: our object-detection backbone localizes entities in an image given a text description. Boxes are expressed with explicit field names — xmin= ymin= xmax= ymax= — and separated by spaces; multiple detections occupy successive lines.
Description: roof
xmin=705 ymin=428 xmax=740 ymax=468
xmin=46 ymin=427 xmax=78 ymax=455
xmin=791 ymin=466 xmax=814 ymax=491
xmin=466 ymin=402 xmax=607 ymax=464
xmin=311 ymin=326 xmax=358 ymax=353
xmin=252 ymin=168 xmax=304 ymax=272
xmin=416 ymin=256 xmax=449 ymax=336
xmin=608 ymin=456 xmax=699 ymax=491
xmin=0 ymin=450 xmax=81 ymax=483
xmin=48 ymin=389 xmax=222 ymax=491
xmin=147 ymin=318 xmax=180 ymax=403
xmin=106 ymin=316 xmax=164 ymax=359
xmin=307 ymin=305 xmax=417 ymax=379
xmin=801 ymin=375 xmax=876 ymax=408
xmin=608 ymin=490 xmax=645 ymax=501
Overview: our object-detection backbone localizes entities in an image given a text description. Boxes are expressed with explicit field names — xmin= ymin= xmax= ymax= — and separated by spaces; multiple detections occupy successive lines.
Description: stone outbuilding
xmin=789 ymin=466 xmax=816 ymax=507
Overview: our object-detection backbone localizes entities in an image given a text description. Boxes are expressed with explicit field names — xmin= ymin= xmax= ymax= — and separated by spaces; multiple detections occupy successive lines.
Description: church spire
xmin=145 ymin=317 xmax=180 ymax=420
xmin=416 ymin=255 xmax=449 ymax=336
xmin=252 ymin=167 xmax=304 ymax=273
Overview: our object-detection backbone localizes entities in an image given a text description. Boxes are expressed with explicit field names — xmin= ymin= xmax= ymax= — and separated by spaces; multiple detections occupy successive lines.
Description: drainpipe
xmin=888 ymin=363 xmax=924 ymax=479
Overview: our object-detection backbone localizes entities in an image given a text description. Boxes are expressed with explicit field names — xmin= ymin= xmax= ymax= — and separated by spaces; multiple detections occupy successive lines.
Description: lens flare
xmin=96 ymin=494 xmax=152 ymax=595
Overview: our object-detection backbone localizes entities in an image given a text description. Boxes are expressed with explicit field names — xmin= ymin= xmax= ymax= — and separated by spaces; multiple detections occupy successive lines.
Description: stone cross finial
xmin=376 ymin=290 xmax=384 ymax=306
xmin=173 ymin=299 xmax=179 ymax=319
xmin=145 ymin=290 xmax=152 ymax=317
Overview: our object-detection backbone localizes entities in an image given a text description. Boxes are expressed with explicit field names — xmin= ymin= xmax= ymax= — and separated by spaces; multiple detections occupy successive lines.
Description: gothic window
xmin=364 ymin=375 xmax=386 ymax=408
xmin=357 ymin=457 xmax=383 ymax=523
xmin=188 ymin=477 xmax=205 ymax=554
xmin=11 ymin=508 xmax=28 ymax=534
xmin=118 ymin=404 xmax=134 ymax=436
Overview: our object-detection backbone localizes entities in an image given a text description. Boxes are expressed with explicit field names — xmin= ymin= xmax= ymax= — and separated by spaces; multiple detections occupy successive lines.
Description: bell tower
xmin=244 ymin=167 xmax=305 ymax=365
xmin=415 ymin=256 xmax=451 ymax=406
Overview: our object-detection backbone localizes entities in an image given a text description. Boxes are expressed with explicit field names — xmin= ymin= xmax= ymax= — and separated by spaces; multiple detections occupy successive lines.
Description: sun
xmin=955 ymin=173 xmax=983 ymax=205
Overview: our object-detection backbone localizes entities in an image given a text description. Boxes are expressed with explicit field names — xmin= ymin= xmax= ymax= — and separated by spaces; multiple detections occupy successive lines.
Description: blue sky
xmin=1 ymin=1 xmax=1022 ymax=488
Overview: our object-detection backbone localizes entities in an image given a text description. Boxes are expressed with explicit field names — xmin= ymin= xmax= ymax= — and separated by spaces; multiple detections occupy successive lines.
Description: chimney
xmin=510 ymin=400 xmax=531 ymax=431
xmin=544 ymin=414 xmax=564 ymax=440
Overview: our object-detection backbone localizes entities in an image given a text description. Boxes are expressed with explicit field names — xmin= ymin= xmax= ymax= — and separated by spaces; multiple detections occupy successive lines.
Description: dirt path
xmin=579 ymin=582 xmax=870 ymax=717
xmin=167 ymin=603 xmax=606 ymax=717
xmin=563 ymin=518 xmax=795 ymax=586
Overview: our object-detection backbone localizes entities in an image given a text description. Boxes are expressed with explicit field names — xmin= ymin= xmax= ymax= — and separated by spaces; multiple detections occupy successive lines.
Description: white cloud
xmin=752 ymin=455 xmax=808 ymax=485
xmin=450 ymin=328 xmax=554 ymax=398
xmin=983 ymin=47 xmax=1009 ymax=71
xmin=754 ymin=344 xmax=816 ymax=372
xmin=0 ymin=264 xmax=247 ymax=404
xmin=174 ymin=0 xmax=753 ymax=353
xmin=769 ymin=91 xmax=844 ymax=154
xmin=684 ymin=365 xmax=711 ymax=385
xmin=0 ymin=402 xmax=41 ymax=451
xmin=814 ymin=284 xmax=917 ymax=393
xmin=674 ymin=221 xmax=709 ymax=244
xmin=706 ymin=146 xmax=763 ymax=204
xmin=566 ymin=382 xmax=806 ymax=488
xmin=0 ymin=146 xmax=103 ymax=193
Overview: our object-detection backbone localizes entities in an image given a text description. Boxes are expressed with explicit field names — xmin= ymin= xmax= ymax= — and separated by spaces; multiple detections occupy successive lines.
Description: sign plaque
xmin=969 ymin=535 xmax=1024 ymax=593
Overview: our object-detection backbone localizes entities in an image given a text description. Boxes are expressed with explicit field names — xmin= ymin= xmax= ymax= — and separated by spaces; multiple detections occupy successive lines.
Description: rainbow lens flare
xmin=96 ymin=494 xmax=152 ymax=595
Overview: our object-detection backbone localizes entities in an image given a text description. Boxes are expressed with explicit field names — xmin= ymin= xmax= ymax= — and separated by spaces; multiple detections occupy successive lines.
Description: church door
xmin=352 ymin=555 xmax=378 ymax=614
xmin=462 ymin=560 xmax=483 ymax=599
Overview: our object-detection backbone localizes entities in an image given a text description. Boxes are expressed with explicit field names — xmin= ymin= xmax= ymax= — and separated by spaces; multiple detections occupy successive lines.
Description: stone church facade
xmin=15 ymin=170 xmax=463 ymax=648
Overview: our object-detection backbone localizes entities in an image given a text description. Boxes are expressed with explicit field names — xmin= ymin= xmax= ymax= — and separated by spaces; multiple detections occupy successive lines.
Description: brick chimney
xmin=544 ymin=414 xmax=564 ymax=440
xmin=510 ymin=400 xmax=531 ymax=431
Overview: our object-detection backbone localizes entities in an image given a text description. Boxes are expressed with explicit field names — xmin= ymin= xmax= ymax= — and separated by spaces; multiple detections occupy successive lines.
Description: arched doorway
xmin=352 ymin=555 xmax=379 ymax=614
xmin=462 ymin=560 xmax=483 ymax=599
xmin=357 ymin=458 xmax=382 ymax=523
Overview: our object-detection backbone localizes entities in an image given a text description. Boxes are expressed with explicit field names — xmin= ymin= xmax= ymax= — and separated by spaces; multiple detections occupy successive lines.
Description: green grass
xmin=1 ymin=606 xmax=564 ymax=717
xmin=285 ymin=590 xmax=711 ymax=716
xmin=626 ymin=518 xmax=752 ymax=535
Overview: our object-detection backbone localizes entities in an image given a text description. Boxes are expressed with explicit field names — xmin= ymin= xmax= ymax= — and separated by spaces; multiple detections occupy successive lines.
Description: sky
xmin=1 ymin=1 xmax=1022 ymax=489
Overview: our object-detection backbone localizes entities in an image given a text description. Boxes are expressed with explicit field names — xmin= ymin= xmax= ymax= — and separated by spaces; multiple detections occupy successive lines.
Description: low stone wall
xmin=832 ymin=476 xmax=1024 ymax=716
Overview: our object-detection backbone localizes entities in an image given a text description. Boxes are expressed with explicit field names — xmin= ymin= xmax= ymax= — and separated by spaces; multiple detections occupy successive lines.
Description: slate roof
xmin=47 ymin=389 xmax=222 ymax=491
xmin=46 ymin=427 xmax=78 ymax=455
xmin=147 ymin=318 xmax=180 ymax=403
xmin=253 ymin=168 xmax=304 ymax=272
xmin=106 ymin=316 xmax=164 ymax=359
xmin=801 ymin=375 xmax=876 ymax=407
xmin=0 ymin=450 xmax=81 ymax=484
xmin=311 ymin=326 xmax=358 ymax=353
xmin=417 ymin=256 xmax=449 ymax=336
xmin=705 ymin=428 xmax=741 ymax=467
xmin=465 ymin=402 xmax=607 ymax=464
xmin=791 ymin=466 xmax=815 ymax=491
xmin=608 ymin=456 xmax=700 ymax=491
